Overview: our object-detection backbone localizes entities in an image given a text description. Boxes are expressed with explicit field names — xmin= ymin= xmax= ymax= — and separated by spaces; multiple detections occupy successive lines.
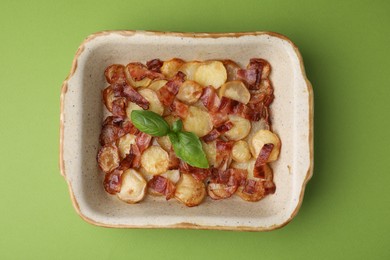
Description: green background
xmin=1 ymin=0 xmax=389 ymax=259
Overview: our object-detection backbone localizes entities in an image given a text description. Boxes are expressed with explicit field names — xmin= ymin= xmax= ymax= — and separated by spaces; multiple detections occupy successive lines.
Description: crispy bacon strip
xmin=158 ymin=72 xmax=185 ymax=106
xmin=237 ymin=58 xmax=268 ymax=90
xmin=120 ymin=132 xmax=152 ymax=169
xmin=179 ymin=161 xmax=211 ymax=181
xmin=104 ymin=64 xmax=127 ymax=84
xmin=170 ymin=99 xmax=189 ymax=118
xmin=122 ymin=83 xmax=149 ymax=109
xmin=103 ymin=169 xmax=122 ymax=194
xmin=253 ymin=143 xmax=274 ymax=179
xmin=129 ymin=144 xmax=141 ymax=169
xmin=136 ymin=132 xmax=152 ymax=154
xmin=126 ymin=62 xmax=163 ymax=81
xmin=264 ymin=180 xmax=276 ymax=195
xmin=200 ymin=86 xmax=221 ymax=113
xmin=215 ymin=140 xmax=234 ymax=170
xmin=202 ymin=121 xmax=233 ymax=142
xmin=111 ymin=97 xmax=127 ymax=118
xmin=148 ymin=175 xmax=176 ymax=200
xmin=118 ymin=153 xmax=135 ymax=170
xmin=210 ymin=168 xmax=247 ymax=186
xmin=208 ymin=168 xmax=247 ymax=200
xmin=146 ymin=59 xmax=163 ymax=72
xmin=242 ymin=179 xmax=258 ymax=194
xmin=99 ymin=116 xmax=138 ymax=145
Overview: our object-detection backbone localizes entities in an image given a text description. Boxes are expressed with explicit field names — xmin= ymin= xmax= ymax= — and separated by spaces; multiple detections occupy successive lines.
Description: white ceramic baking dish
xmin=60 ymin=31 xmax=313 ymax=231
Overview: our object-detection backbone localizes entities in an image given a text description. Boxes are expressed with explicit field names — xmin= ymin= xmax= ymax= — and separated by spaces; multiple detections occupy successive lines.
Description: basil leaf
xmin=172 ymin=119 xmax=183 ymax=133
xmin=131 ymin=110 xmax=169 ymax=137
xmin=169 ymin=131 xmax=209 ymax=169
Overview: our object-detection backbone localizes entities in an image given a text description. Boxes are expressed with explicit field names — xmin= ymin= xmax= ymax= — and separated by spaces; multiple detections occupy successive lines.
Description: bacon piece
xmin=146 ymin=59 xmax=163 ymax=72
xmin=237 ymin=58 xmax=268 ymax=90
xmin=118 ymin=153 xmax=135 ymax=170
xmin=233 ymin=102 xmax=259 ymax=121
xmin=122 ymin=83 xmax=149 ymax=109
xmin=129 ymin=144 xmax=141 ymax=168
xmin=210 ymin=168 xmax=247 ymax=186
xmin=170 ymin=99 xmax=189 ymax=118
xmin=208 ymin=168 xmax=247 ymax=200
xmin=242 ymin=179 xmax=257 ymax=194
xmin=249 ymin=91 xmax=265 ymax=104
xmin=200 ymin=86 xmax=221 ymax=112
xmin=179 ymin=161 xmax=211 ymax=181
xmin=157 ymin=72 xmax=185 ymax=106
xmin=219 ymin=97 xmax=236 ymax=114
xmin=104 ymin=64 xmax=127 ymax=84
xmin=136 ymin=132 xmax=152 ymax=154
xmin=148 ymin=175 xmax=176 ymax=200
xmin=111 ymin=97 xmax=127 ymax=117
xmin=264 ymin=181 xmax=276 ymax=195
xmin=99 ymin=116 xmax=138 ymax=145
xmin=215 ymin=140 xmax=234 ymax=170
xmin=110 ymin=81 xmax=125 ymax=97
xmin=168 ymin=149 xmax=180 ymax=170
xmin=237 ymin=69 xmax=260 ymax=90
xmin=240 ymin=179 xmax=266 ymax=202
xmin=210 ymin=112 xmax=229 ymax=127
xmin=103 ymin=169 xmax=122 ymax=194
xmin=254 ymin=143 xmax=274 ymax=179
xmin=122 ymin=132 xmax=152 ymax=169
xmin=202 ymin=88 xmax=260 ymax=126
xmin=202 ymin=121 xmax=233 ymax=142
xmin=126 ymin=62 xmax=163 ymax=81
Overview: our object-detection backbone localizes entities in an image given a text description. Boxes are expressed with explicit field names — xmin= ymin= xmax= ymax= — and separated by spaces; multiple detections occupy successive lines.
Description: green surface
xmin=1 ymin=0 xmax=389 ymax=259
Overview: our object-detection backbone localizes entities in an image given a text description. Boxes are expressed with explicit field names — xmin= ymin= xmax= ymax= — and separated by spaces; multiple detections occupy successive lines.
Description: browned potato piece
xmin=161 ymin=169 xmax=181 ymax=184
xmin=244 ymin=118 xmax=269 ymax=145
xmin=175 ymin=174 xmax=206 ymax=207
xmin=117 ymin=133 xmax=136 ymax=159
xmin=141 ymin=146 xmax=169 ymax=175
xmin=116 ymin=169 xmax=147 ymax=203
xmin=183 ymin=106 xmax=213 ymax=137
xmin=194 ymin=61 xmax=227 ymax=89
xmin=201 ymin=140 xmax=216 ymax=166
xmin=126 ymin=102 xmax=143 ymax=120
xmin=232 ymin=140 xmax=251 ymax=162
xmin=161 ymin=58 xmax=185 ymax=78
xmin=138 ymin=88 xmax=164 ymax=115
xmin=148 ymin=79 xmax=168 ymax=92
xmin=97 ymin=144 xmax=120 ymax=173
xmin=102 ymin=86 xmax=115 ymax=112
xmin=176 ymin=80 xmax=203 ymax=105
xmin=127 ymin=76 xmax=152 ymax=88
xmin=157 ymin=135 xmax=172 ymax=152
xmin=222 ymin=60 xmax=241 ymax=81
xmin=224 ymin=115 xmax=251 ymax=141
xmin=179 ymin=61 xmax=201 ymax=80
xmin=219 ymin=81 xmax=250 ymax=104
xmin=249 ymin=130 xmax=281 ymax=161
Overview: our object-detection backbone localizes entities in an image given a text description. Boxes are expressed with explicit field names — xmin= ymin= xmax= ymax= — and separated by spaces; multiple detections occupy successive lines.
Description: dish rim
xmin=59 ymin=30 xmax=314 ymax=231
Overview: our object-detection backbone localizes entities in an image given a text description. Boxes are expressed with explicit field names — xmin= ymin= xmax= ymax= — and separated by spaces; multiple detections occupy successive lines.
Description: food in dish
xmin=97 ymin=58 xmax=280 ymax=206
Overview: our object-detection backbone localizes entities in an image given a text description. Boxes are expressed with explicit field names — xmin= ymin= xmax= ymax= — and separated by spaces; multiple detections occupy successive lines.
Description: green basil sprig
xmin=131 ymin=110 xmax=170 ymax=137
xmin=131 ymin=110 xmax=209 ymax=169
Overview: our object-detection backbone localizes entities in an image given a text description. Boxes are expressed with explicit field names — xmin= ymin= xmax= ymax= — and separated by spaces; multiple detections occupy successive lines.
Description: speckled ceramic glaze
xmin=60 ymin=31 xmax=313 ymax=231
